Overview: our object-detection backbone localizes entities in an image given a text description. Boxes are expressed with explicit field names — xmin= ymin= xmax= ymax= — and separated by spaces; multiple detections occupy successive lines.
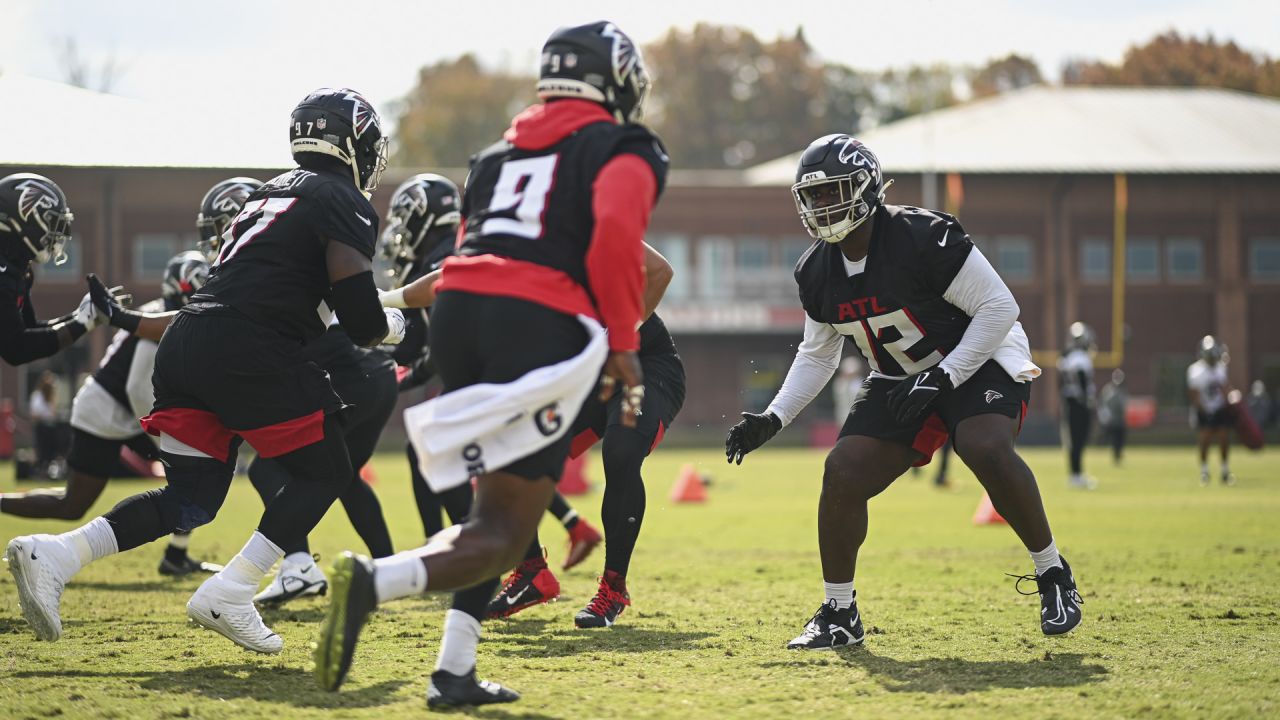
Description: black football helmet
xmin=537 ymin=21 xmax=651 ymax=123
xmin=160 ymin=250 xmax=211 ymax=311
xmin=0 ymin=173 xmax=73 ymax=266
xmin=1199 ymin=335 xmax=1227 ymax=364
xmin=792 ymin=134 xmax=892 ymax=243
xmin=196 ymin=176 xmax=263 ymax=263
xmin=379 ymin=173 xmax=461 ymax=286
xmin=1067 ymin=322 xmax=1096 ymax=352
xmin=289 ymin=87 xmax=388 ymax=196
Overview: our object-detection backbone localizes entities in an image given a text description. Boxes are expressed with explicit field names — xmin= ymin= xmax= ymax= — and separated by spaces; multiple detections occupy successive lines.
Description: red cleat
xmin=486 ymin=557 xmax=560 ymax=619
xmin=562 ymin=519 xmax=603 ymax=571
xmin=575 ymin=571 xmax=631 ymax=628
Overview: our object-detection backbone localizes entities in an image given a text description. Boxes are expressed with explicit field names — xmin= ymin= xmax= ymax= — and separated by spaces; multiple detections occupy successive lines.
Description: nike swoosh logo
xmin=1042 ymin=587 xmax=1068 ymax=626
xmin=354 ymin=212 xmax=372 ymax=226
xmin=211 ymin=610 xmax=221 ymax=619
xmin=505 ymin=586 xmax=531 ymax=606
xmin=0 ymin=264 xmax=8 ymax=272
xmin=938 ymin=229 xmax=949 ymax=247
xmin=301 ymin=565 xmax=314 ymax=573
xmin=30 ymin=551 xmax=38 ymax=560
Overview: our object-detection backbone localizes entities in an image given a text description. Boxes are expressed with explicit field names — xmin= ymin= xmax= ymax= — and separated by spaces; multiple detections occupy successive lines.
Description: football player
xmin=0 ymin=173 xmax=100 ymax=367
xmin=487 ymin=310 xmax=684 ymax=629
xmin=1058 ymin=322 xmax=1097 ymax=489
xmin=725 ymin=134 xmax=1083 ymax=649
xmin=0 ymin=252 xmax=219 ymax=576
xmin=315 ymin=21 xmax=666 ymax=708
xmin=196 ymin=177 xmax=264 ymax=264
xmin=6 ymin=88 xmax=404 ymax=654
xmin=383 ymin=174 xmax=606 ymax=567
xmin=1187 ymin=335 xmax=1233 ymax=485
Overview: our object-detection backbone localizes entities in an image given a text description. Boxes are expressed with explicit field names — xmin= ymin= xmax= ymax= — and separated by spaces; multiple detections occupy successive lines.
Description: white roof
xmin=746 ymin=86 xmax=1280 ymax=184
xmin=0 ymin=74 xmax=291 ymax=170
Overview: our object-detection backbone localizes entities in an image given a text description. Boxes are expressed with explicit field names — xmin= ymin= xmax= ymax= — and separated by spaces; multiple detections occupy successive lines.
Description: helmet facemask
xmin=27 ymin=206 xmax=73 ymax=265
xmin=792 ymin=169 xmax=875 ymax=244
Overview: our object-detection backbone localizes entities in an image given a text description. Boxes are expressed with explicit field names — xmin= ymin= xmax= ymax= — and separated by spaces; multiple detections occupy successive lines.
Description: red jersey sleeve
xmin=586 ymin=153 xmax=657 ymax=352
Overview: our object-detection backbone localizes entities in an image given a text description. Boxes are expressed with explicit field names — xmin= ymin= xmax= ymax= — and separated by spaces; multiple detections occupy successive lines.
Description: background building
xmin=3 ymin=77 xmax=1278 ymax=447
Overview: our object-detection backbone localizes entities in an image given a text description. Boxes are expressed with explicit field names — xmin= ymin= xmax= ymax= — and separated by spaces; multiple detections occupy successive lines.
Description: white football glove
xmin=381 ymin=308 xmax=406 ymax=345
xmin=74 ymin=292 xmax=103 ymax=330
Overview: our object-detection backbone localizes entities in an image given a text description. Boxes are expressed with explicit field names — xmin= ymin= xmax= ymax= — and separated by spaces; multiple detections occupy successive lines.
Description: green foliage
xmin=2 ymin=447 xmax=1278 ymax=717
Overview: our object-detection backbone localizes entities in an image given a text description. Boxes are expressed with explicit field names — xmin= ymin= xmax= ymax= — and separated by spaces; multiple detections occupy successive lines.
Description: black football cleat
xmin=575 ymin=575 xmax=630 ymax=629
xmin=427 ymin=667 xmax=520 ymax=709
xmin=314 ymin=552 xmax=377 ymax=691
xmin=1011 ymin=556 xmax=1083 ymax=636
xmin=786 ymin=598 xmax=864 ymax=650
xmin=158 ymin=554 xmax=223 ymax=577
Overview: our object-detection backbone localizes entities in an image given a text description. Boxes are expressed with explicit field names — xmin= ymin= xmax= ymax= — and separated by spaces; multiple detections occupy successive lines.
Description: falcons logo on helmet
xmin=342 ymin=89 xmax=380 ymax=139
xmin=15 ymin=179 xmax=58 ymax=226
xmin=393 ymin=184 xmax=428 ymax=215
xmin=211 ymin=183 xmax=256 ymax=214
xmin=601 ymin=23 xmax=641 ymax=86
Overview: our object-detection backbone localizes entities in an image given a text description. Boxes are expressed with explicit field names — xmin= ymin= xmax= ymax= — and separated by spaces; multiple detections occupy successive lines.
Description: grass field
xmin=1 ymin=446 xmax=1278 ymax=719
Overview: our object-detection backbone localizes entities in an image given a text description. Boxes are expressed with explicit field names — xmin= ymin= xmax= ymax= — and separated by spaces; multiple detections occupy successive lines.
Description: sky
xmin=2 ymin=0 xmax=1277 ymax=127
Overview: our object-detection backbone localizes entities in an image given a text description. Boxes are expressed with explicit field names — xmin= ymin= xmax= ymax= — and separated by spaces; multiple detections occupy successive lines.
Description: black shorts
xmin=840 ymin=359 xmax=1029 ymax=466
xmin=569 ymin=352 xmax=685 ymax=458
xmin=66 ymin=428 xmax=160 ymax=478
xmin=1195 ymin=407 xmax=1233 ymax=429
xmin=429 ymin=290 xmax=590 ymax=481
xmin=142 ymin=306 xmax=345 ymax=462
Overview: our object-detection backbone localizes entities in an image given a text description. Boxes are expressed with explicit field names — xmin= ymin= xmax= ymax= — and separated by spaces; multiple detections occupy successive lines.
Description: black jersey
xmin=0 ymin=263 xmax=63 ymax=366
xmin=795 ymin=204 xmax=973 ymax=377
xmin=193 ymin=166 xmax=378 ymax=342
xmin=458 ymin=120 xmax=667 ymax=291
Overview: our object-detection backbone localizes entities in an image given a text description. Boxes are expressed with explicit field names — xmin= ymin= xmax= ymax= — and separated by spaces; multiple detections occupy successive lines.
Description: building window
xmin=782 ymin=236 xmax=815 ymax=271
xmin=134 ymin=233 xmax=181 ymax=281
xmin=34 ymin=238 xmax=82 ymax=283
xmin=1080 ymin=237 xmax=1111 ymax=283
xmin=1165 ymin=237 xmax=1203 ymax=282
xmin=1250 ymin=237 xmax=1280 ymax=282
xmin=647 ymin=233 xmax=690 ymax=300
xmin=1126 ymin=237 xmax=1160 ymax=282
xmin=992 ymin=235 xmax=1034 ymax=283
xmin=696 ymin=236 xmax=735 ymax=299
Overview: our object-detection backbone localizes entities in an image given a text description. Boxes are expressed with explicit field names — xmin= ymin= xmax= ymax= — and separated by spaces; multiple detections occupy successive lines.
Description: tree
xmin=970 ymin=54 xmax=1043 ymax=99
xmin=1063 ymin=31 xmax=1280 ymax=97
xmin=643 ymin=24 xmax=872 ymax=169
xmin=393 ymin=55 xmax=535 ymax=167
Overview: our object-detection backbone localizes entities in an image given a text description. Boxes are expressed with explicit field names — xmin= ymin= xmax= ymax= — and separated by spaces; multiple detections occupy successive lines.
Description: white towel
xmin=993 ymin=321 xmax=1041 ymax=383
xmin=405 ymin=315 xmax=608 ymax=491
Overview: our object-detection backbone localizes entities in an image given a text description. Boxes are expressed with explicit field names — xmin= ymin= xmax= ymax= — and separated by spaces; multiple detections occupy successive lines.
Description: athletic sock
xmin=59 ymin=516 xmax=119 ymax=570
xmin=1221 ymin=463 xmax=1230 ymax=477
xmin=435 ymin=609 xmax=481 ymax=676
xmin=220 ymin=531 xmax=283 ymax=588
xmin=164 ymin=532 xmax=191 ymax=563
xmin=824 ymin=580 xmax=854 ymax=610
xmin=1030 ymin=538 xmax=1063 ymax=576
xmin=373 ymin=552 xmax=428 ymax=603
xmin=561 ymin=509 xmax=580 ymax=531
xmin=1200 ymin=463 xmax=1209 ymax=476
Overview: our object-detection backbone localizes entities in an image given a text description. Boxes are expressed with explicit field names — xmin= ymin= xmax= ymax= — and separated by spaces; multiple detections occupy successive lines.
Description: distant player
xmin=314 ymin=21 xmax=665 ymax=707
xmin=0 ymin=173 xmax=99 ymax=368
xmin=725 ymin=134 xmax=1083 ymax=649
xmin=1058 ymin=322 xmax=1096 ymax=489
xmin=0 ymin=252 xmax=218 ymax=576
xmin=1187 ymin=335 xmax=1233 ymax=485
xmin=6 ymin=88 xmax=404 ymax=654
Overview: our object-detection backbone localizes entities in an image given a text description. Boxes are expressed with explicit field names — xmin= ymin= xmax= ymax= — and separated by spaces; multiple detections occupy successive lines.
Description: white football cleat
xmin=253 ymin=554 xmax=328 ymax=606
xmin=5 ymin=535 xmax=76 ymax=641
xmin=187 ymin=575 xmax=283 ymax=654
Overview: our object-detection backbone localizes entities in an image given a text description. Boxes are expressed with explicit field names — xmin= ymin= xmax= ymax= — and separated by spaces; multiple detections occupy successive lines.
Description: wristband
xmin=379 ymin=287 xmax=408 ymax=309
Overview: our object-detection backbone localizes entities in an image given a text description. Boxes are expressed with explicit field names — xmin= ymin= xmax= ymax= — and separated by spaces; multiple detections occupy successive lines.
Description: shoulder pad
xmin=793 ymin=238 xmax=825 ymax=277
xmin=470 ymin=139 xmax=513 ymax=169
xmin=612 ymin=124 xmax=670 ymax=198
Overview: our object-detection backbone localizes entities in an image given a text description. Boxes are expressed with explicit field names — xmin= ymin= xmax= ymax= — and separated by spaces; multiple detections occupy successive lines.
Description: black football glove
xmin=725 ymin=411 xmax=782 ymax=465
xmin=87 ymin=274 xmax=139 ymax=333
xmin=886 ymin=366 xmax=953 ymax=424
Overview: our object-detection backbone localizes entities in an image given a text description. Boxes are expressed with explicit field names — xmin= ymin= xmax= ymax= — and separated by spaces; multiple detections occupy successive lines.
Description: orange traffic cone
xmin=670 ymin=463 xmax=707 ymax=503
xmin=972 ymin=492 xmax=1007 ymax=525
xmin=359 ymin=463 xmax=378 ymax=486
xmin=559 ymin=452 xmax=591 ymax=496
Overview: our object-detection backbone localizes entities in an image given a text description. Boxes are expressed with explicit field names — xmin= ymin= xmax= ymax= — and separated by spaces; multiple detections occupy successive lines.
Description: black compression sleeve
xmin=330 ymin=271 xmax=387 ymax=347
